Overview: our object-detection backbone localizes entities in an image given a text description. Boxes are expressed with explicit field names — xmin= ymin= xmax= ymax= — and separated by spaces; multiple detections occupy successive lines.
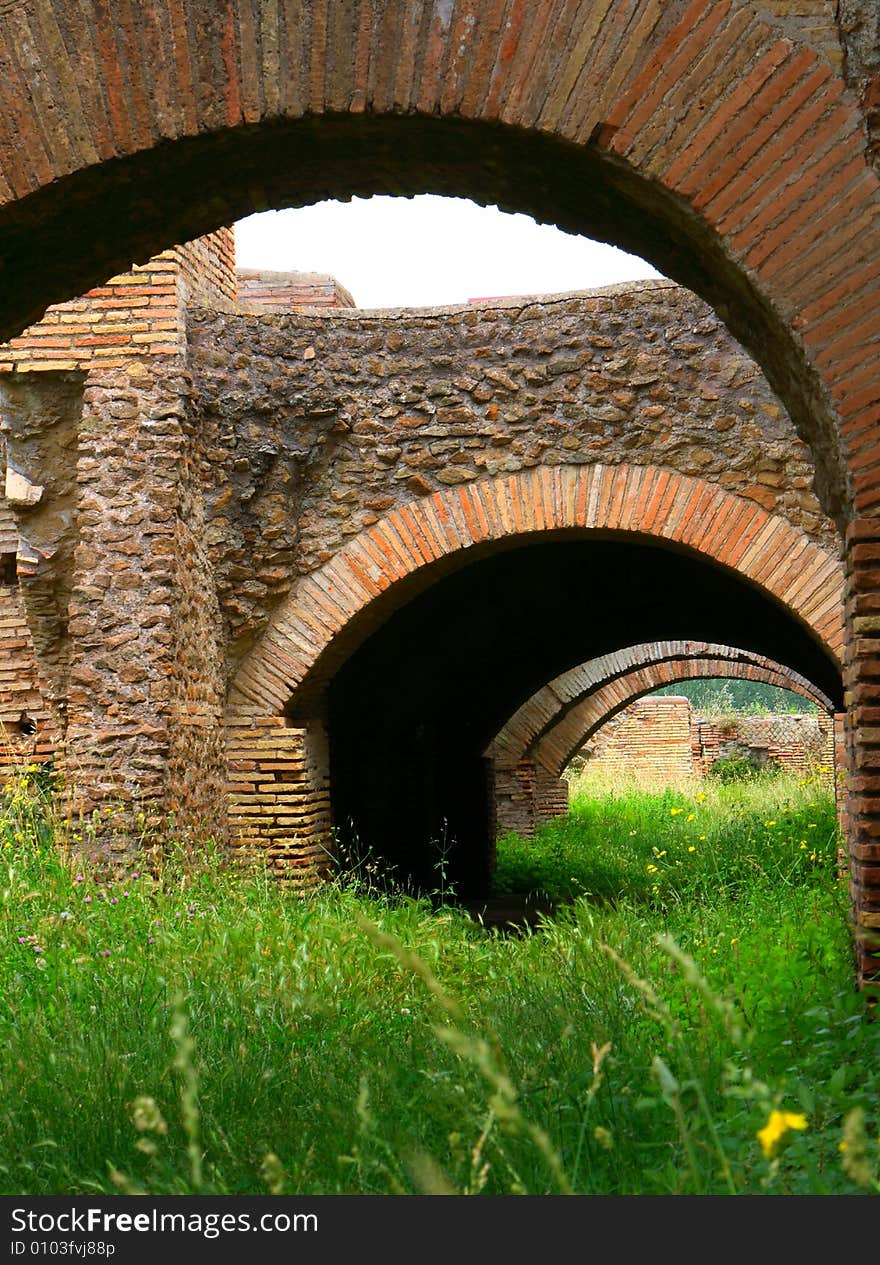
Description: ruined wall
xmin=0 ymin=580 xmax=55 ymax=781
xmin=691 ymin=711 xmax=835 ymax=777
xmin=0 ymin=234 xmax=237 ymax=847
xmin=236 ymin=271 xmax=356 ymax=311
xmin=579 ymin=696 xmax=696 ymax=786
xmin=494 ymin=760 xmax=570 ymax=839
xmin=581 ymin=696 xmax=835 ymax=784
xmin=188 ymin=280 xmax=838 ymax=674
xmin=0 ymin=238 xmax=846 ymax=874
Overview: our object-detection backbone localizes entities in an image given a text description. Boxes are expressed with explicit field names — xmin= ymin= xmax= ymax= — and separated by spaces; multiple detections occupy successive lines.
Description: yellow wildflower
xmin=757 ymin=1110 xmax=808 ymax=1159
xmin=670 ymin=807 xmax=684 ymax=816
xmin=764 ymin=820 xmax=776 ymax=827
xmin=686 ymin=812 xmax=696 ymax=821
xmin=687 ymin=845 xmax=696 ymax=853
xmin=695 ymin=792 xmax=706 ymax=803
xmin=646 ymin=864 xmax=658 ymax=874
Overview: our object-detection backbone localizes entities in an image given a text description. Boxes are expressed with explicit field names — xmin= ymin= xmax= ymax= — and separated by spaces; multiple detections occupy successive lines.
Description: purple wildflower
xmin=83 ymin=895 xmax=92 ymax=904
xmin=99 ymin=949 xmax=111 ymax=957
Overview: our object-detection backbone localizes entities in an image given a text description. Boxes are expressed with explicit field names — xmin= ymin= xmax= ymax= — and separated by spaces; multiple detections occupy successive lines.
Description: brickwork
xmin=580 ymin=696 xmax=697 ymax=786
xmin=0 ymin=233 xmax=235 ymax=377
xmin=0 ymin=2 xmax=875 ymax=537
xmin=0 ymin=244 xmax=847 ymax=879
xmin=582 ymin=697 xmax=835 ymax=785
xmin=844 ymin=518 xmax=880 ymax=985
xmin=225 ymin=718 xmax=331 ymax=887
xmin=192 ymin=280 xmax=838 ymax=676
xmin=488 ymin=640 xmax=834 ymax=776
xmin=230 ymin=461 xmax=843 ymax=720
xmin=0 ymin=0 xmax=875 ymax=981
xmin=236 ymin=271 xmax=356 ymax=311
xmin=0 ymin=581 xmax=55 ymax=780
xmin=690 ymin=712 xmax=835 ymax=777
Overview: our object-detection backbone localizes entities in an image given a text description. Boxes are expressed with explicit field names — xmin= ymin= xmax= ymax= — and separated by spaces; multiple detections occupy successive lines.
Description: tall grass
xmin=1 ymin=766 xmax=878 ymax=1195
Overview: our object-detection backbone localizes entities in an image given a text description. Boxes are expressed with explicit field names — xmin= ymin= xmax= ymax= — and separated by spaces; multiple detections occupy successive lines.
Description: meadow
xmin=1 ymin=763 xmax=878 ymax=1196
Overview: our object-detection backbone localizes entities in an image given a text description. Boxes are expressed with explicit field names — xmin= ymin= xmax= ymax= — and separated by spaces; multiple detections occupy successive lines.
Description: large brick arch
xmin=229 ymin=464 xmax=845 ymax=718
xmin=487 ymin=640 xmax=835 ymax=776
xmin=0 ymin=2 xmax=878 ymax=523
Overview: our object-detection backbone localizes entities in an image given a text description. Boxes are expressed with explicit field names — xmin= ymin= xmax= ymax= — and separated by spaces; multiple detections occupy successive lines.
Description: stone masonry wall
xmin=187 ymin=280 xmax=838 ymax=675
xmin=0 ymin=233 xmax=236 ymax=850
xmin=0 ymin=238 xmax=845 ymax=873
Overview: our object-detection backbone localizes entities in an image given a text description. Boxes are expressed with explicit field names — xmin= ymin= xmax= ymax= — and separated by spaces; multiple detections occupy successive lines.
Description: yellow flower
xmin=670 ymin=807 xmax=684 ymax=815
xmin=695 ymin=792 xmax=706 ymax=803
xmin=687 ymin=845 xmax=696 ymax=853
xmin=686 ymin=812 xmax=696 ymax=822
xmin=764 ymin=820 xmax=776 ymax=827
xmin=757 ymin=1110 xmax=808 ymax=1159
xmin=646 ymin=864 xmax=658 ymax=874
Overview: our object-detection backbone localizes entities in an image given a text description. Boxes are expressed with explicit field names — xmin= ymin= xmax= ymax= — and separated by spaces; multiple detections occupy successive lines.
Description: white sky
xmin=234 ymin=195 xmax=662 ymax=309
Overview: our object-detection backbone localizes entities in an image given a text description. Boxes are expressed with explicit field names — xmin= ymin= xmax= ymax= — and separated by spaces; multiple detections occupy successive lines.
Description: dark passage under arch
xmin=326 ymin=534 xmax=842 ymax=898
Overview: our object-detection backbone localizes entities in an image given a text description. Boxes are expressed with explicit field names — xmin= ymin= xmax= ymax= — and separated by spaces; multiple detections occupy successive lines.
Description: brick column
xmin=63 ymin=360 xmax=226 ymax=859
xmin=833 ymin=711 xmax=848 ymax=848
xmin=224 ymin=713 xmax=332 ymax=884
xmin=844 ymin=520 xmax=880 ymax=994
xmin=491 ymin=759 xmax=539 ymax=838
xmin=535 ymin=766 xmax=569 ymax=825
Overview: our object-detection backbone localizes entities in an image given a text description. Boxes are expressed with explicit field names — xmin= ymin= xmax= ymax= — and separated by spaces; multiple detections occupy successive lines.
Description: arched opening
xmin=3 ymin=0 xmax=878 ymax=984
xmin=320 ymin=531 xmax=841 ymax=898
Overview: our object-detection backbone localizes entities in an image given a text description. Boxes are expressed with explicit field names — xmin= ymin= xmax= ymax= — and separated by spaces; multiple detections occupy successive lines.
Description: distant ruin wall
xmin=579 ymin=696 xmax=836 ymax=785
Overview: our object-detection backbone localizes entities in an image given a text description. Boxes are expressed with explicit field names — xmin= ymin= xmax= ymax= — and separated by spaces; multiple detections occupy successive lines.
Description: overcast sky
xmin=234 ymin=195 xmax=662 ymax=309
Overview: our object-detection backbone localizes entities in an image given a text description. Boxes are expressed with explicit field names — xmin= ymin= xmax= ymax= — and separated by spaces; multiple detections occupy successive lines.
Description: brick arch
xmin=229 ymin=464 xmax=845 ymax=718
xmin=0 ymin=3 xmax=878 ymax=523
xmin=487 ymin=640 xmax=834 ymax=773
xmin=498 ymin=645 xmax=836 ymax=779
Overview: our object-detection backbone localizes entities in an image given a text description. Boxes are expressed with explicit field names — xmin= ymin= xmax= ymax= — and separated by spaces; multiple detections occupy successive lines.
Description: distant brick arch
xmin=498 ymin=645 xmax=836 ymax=779
xmin=229 ymin=464 xmax=844 ymax=718
xmin=0 ymin=2 xmax=878 ymax=523
xmin=487 ymin=640 xmax=834 ymax=774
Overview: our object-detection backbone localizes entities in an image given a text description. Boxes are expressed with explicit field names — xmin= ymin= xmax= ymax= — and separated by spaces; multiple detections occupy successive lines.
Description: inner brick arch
xmin=486 ymin=640 xmax=836 ymax=776
xmin=228 ymin=464 xmax=845 ymax=720
xmin=530 ymin=655 xmax=834 ymax=780
xmin=488 ymin=646 xmax=839 ymax=839
xmin=0 ymin=1 xmax=878 ymax=526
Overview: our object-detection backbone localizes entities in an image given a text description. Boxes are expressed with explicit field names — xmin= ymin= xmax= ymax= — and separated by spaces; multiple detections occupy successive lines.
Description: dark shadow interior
xmin=325 ymin=534 xmax=843 ymax=899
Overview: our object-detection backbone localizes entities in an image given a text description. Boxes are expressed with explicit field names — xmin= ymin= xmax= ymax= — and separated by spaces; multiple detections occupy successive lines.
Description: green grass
xmin=1 ymin=767 xmax=878 ymax=1196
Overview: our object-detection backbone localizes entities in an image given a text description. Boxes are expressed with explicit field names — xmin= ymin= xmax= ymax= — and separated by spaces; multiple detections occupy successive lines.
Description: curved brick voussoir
xmin=487 ymin=640 xmax=835 ymax=773
xmin=0 ymin=2 xmax=876 ymax=527
xmin=229 ymin=464 xmax=845 ymax=720
xmin=528 ymin=650 xmax=837 ymax=779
